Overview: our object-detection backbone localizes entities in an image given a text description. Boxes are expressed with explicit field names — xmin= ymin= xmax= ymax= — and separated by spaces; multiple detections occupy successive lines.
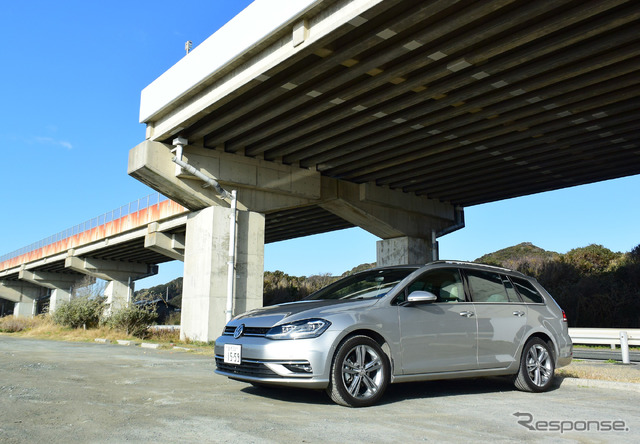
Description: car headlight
xmin=266 ymin=318 xmax=331 ymax=340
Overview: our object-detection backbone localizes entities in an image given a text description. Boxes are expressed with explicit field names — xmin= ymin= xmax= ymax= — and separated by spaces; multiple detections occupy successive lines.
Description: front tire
xmin=514 ymin=337 xmax=555 ymax=392
xmin=326 ymin=335 xmax=390 ymax=407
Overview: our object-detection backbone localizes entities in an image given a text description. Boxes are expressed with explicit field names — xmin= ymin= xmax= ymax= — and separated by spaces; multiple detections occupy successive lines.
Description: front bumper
xmin=214 ymin=329 xmax=341 ymax=388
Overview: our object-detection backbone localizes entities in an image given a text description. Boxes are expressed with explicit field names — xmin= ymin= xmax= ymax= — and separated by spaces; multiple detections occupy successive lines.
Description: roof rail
xmin=429 ymin=260 xmax=522 ymax=274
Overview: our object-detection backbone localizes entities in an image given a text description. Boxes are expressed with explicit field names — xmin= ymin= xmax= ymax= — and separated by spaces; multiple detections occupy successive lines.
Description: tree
xmin=562 ymin=244 xmax=620 ymax=275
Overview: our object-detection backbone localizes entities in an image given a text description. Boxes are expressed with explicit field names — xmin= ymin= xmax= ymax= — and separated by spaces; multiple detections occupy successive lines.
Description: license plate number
xmin=224 ymin=344 xmax=241 ymax=365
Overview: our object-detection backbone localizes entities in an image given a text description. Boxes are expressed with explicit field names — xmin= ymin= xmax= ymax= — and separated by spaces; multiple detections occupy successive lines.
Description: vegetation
xmin=102 ymin=304 xmax=158 ymax=338
xmin=3 ymin=242 xmax=637 ymax=334
xmin=132 ymin=263 xmax=376 ymax=307
xmin=263 ymin=263 xmax=376 ymax=305
xmin=51 ymin=296 xmax=104 ymax=329
xmin=0 ymin=314 xmax=194 ymax=349
xmin=477 ymin=242 xmax=640 ymax=328
xmin=134 ymin=277 xmax=183 ymax=307
xmin=0 ymin=315 xmax=41 ymax=332
xmin=129 ymin=244 xmax=640 ymax=328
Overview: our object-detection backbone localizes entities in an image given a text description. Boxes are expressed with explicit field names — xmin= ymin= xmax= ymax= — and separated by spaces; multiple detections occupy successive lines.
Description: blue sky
xmin=1 ymin=1 xmax=638 ymax=289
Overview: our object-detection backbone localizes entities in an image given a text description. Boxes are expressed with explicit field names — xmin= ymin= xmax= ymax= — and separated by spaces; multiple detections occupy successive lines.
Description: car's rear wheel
xmin=514 ymin=337 xmax=555 ymax=392
xmin=326 ymin=335 xmax=390 ymax=407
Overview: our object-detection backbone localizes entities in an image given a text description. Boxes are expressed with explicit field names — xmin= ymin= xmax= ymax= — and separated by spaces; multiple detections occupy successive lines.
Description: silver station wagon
xmin=215 ymin=261 xmax=573 ymax=407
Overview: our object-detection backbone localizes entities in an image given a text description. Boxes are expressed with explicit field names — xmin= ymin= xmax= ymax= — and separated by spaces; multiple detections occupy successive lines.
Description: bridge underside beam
xmin=144 ymin=223 xmax=185 ymax=262
xmin=128 ymin=140 xmax=459 ymax=240
xmin=65 ymin=253 xmax=158 ymax=312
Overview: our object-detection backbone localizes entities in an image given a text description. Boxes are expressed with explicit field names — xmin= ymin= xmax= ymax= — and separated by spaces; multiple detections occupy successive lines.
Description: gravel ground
xmin=1 ymin=336 xmax=639 ymax=443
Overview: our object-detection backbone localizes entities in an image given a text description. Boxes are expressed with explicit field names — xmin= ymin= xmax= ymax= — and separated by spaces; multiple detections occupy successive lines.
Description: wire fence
xmin=0 ymin=193 xmax=170 ymax=264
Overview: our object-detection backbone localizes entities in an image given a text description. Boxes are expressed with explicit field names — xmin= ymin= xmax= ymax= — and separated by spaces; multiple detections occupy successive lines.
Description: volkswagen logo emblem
xmin=233 ymin=324 xmax=245 ymax=339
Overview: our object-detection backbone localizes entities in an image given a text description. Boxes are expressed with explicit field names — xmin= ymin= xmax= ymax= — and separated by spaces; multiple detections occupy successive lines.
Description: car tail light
xmin=562 ymin=310 xmax=568 ymax=322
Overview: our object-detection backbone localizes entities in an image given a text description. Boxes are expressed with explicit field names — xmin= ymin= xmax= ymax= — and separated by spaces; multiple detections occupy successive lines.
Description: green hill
xmin=474 ymin=242 xmax=560 ymax=274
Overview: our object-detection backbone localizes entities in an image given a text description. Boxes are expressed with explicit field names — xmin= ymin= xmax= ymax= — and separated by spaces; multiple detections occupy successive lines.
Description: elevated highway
xmin=2 ymin=0 xmax=639 ymax=341
xmin=0 ymin=195 xmax=187 ymax=316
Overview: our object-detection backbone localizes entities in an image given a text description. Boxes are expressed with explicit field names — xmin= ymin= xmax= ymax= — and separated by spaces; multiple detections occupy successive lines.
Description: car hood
xmin=230 ymin=299 xmax=378 ymax=327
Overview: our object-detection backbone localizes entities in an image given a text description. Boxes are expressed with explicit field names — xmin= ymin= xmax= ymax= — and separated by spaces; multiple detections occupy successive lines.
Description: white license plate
xmin=224 ymin=344 xmax=242 ymax=365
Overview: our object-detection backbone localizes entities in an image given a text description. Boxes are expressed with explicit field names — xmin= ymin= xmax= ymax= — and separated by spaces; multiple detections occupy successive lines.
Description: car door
xmin=397 ymin=268 xmax=478 ymax=374
xmin=464 ymin=270 xmax=528 ymax=369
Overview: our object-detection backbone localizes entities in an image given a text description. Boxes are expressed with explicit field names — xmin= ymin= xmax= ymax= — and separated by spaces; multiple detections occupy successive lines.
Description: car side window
xmin=403 ymin=268 xmax=465 ymax=303
xmin=465 ymin=270 xmax=510 ymax=303
xmin=511 ymin=276 xmax=545 ymax=303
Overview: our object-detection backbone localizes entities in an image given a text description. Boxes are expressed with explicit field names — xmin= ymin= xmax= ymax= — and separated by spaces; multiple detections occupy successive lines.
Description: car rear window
xmin=465 ymin=269 xmax=511 ymax=303
xmin=510 ymin=277 xmax=545 ymax=303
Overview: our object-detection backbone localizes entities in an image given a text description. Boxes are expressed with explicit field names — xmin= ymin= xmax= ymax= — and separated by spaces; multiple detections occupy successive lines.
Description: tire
xmin=514 ymin=337 xmax=555 ymax=392
xmin=326 ymin=335 xmax=390 ymax=407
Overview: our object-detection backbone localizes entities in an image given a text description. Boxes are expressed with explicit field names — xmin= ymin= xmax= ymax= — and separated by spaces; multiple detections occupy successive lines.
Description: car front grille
xmin=223 ymin=326 xmax=270 ymax=337
xmin=215 ymin=357 xmax=280 ymax=378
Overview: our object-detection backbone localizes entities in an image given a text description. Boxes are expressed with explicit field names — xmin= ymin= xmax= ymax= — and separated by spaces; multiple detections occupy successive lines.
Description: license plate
xmin=224 ymin=344 xmax=242 ymax=365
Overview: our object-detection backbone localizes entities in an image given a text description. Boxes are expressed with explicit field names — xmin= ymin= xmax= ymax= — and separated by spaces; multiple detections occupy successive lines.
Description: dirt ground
xmin=1 ymin=336 xmax=639 ymax=443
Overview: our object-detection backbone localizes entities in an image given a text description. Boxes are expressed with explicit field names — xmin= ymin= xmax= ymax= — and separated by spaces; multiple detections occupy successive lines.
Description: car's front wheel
xmin=514 ymin=337 xmax=555 ymax=392
xmin=326 ymin=335 xmax=390 ymax=407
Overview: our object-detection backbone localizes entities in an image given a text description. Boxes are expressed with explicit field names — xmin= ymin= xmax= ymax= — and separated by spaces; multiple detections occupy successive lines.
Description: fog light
xmin=283 ymin=363 xmax=313 ymax=373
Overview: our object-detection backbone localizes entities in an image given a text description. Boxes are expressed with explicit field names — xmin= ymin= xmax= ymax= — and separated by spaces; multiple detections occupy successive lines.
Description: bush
xmin=51 ymin=297 xmax=103 ymax=329
xmin=103 ymin=304 xmax=158 ymax=338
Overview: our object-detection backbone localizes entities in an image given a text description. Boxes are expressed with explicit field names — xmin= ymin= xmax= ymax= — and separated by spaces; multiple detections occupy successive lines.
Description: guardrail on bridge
xmin=0 ymin=193 xmax=187 ymax=271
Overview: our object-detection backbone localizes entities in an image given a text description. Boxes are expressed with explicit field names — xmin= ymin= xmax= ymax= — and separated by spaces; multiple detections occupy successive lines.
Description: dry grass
xmin=147 ymin=328 xmax=181 ymax=344
xmin=8 ymin=316 xmax=139 ymax=342
xmin=0 ymin=315 xmax=41 ymax=332
xmin=0 ymin=315 xmax=212 ymax=352
xmin=557 ymin=362 xmax=640 ymax=383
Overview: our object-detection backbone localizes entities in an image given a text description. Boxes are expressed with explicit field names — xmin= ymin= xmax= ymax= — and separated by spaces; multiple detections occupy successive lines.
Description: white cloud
xmin=34 ymin=136 xmax=73 ymax=150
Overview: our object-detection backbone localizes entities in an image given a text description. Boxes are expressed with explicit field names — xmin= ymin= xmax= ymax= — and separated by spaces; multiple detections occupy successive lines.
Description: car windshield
xmin=305 ymin=268 xmax=415 ymax=300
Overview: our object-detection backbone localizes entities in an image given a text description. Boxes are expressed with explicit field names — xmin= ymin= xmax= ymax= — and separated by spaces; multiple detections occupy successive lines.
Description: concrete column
xmin=14 ymin=299 xmax=36 ymax=317
xmin=49 ymin=288 xmax=72 ymax=312
xmin=376 ymin=236 xmax=436 ymax=267
xmin=102 ymin=280 xmax=134 ymax=313
xmin=180 ymin=206 xmax=264 ymax=342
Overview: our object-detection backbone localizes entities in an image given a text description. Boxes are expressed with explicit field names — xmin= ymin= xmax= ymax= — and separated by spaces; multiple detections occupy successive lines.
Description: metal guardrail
xmin=569 ymin=328 xmax=639 ymax=364
xmin=0 ymin=193 xmax=169 ymax=264
xmin=569 ymin=328 xmax=640 ymax=347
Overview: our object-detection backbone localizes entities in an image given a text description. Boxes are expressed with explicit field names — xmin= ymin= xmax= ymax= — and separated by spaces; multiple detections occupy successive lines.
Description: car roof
xmin=367 ymin=261 xmax=528 ymax=278
xmin=426 ymin=260 xmax=528 ymax=277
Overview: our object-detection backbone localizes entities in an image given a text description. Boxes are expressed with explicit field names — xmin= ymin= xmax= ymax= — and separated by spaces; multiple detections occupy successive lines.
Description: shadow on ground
xmin=239 ymin=376 xmax=561 ymax=406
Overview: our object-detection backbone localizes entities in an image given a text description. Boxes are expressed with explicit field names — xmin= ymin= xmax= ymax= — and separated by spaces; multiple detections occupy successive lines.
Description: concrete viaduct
xmin=2 ymin=0 xmax=640 ymax=342
xmin=0 ymin=196 xmax=188 ymax=317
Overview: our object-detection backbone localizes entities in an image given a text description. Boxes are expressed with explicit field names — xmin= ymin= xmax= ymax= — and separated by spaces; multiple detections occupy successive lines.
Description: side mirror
xmin=406 ymin=290 xmax=438 ymax=304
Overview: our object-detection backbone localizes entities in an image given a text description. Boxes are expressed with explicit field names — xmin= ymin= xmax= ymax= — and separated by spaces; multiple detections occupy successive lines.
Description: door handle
xmin=512 ymin=311 xmax=525 ymax=317
xmin=459 ymin=311 xmax=475 ymax=318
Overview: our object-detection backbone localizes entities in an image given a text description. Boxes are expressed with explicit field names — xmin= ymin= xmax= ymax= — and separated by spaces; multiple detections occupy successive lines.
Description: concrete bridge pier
xmin=0 ymin=281 xmax=47 ymax=317
xmin=18 ymin=268 xmax=82 ymax=312
xmin=180 ymin=206 xmax=264 ymax=342
xmin=376 ymin=236 xmax=435 ymax=267
xmin=65 ymin=252 xmax=158 ymax=313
